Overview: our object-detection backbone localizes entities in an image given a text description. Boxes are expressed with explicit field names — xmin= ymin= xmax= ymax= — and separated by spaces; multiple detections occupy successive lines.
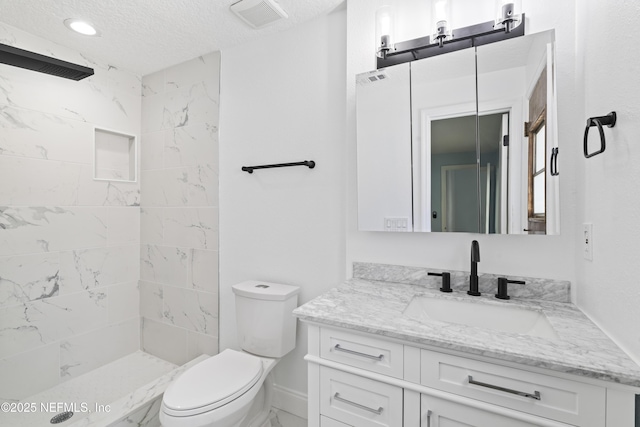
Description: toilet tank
xmin=232 ymin=281 xmax=300 ymax=358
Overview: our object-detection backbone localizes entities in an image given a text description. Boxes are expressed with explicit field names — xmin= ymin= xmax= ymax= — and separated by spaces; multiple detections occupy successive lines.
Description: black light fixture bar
xmin=0 ymin=43 xmax=94 ymax=81
xmin=377 ymin=14 xmax=525 ymax=69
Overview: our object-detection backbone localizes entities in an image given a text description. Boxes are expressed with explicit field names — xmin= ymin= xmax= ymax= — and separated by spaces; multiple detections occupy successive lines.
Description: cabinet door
xmin=421 ymin=394 xmax=570 ymax=427
xmin=356 ymin=62 xmax=412 ymax=231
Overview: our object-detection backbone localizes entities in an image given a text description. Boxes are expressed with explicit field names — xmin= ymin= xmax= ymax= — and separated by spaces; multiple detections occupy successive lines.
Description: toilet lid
xmin=163 ymin=349 xmax=263 ymax=414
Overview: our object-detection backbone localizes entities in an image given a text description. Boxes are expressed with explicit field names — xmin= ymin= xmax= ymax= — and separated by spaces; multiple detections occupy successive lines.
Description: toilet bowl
xmin=160 ymin=281 xmax=299 ymax=427
xmin=160 ymin=349 xmax=277 ymax=427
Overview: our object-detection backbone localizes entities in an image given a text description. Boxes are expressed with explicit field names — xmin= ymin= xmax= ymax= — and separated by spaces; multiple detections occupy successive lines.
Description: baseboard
xmin=272 ymin=384 xmax=308 ymax=420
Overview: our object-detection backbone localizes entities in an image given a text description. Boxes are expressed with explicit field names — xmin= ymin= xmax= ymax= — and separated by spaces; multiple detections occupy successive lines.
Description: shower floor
xmin=0 ymin=351 xmax=207 ymax=427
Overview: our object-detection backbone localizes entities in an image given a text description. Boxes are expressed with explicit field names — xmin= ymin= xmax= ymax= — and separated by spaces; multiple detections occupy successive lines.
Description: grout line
xmin=0 ymin=153 xmax=92 ymax=166
xmin=0 ymin=242 xmax=141 ymax=260
xmin=2 ymin=279 xmax=140 ymax=310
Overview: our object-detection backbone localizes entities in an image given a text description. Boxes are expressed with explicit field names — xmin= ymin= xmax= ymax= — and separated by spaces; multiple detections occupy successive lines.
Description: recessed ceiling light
xmin=64 ymin=19 xmax=100 ymax=36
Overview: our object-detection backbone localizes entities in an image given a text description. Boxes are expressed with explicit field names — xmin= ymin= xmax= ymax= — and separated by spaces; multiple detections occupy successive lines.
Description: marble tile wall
xmin=0 ymin=22 xmax=142 ymax=401
xmin=139 ymin=53 xmax=220 ymax=366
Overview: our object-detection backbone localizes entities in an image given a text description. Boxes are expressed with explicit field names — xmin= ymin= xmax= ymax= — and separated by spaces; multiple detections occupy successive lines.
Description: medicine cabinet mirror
xmin=356 ymin=30 xmax=558 ymax=235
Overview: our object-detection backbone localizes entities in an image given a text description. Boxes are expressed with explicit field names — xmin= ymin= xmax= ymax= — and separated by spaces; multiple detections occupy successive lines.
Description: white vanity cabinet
xmin=305 ymin=324 xmax=637 ymax=427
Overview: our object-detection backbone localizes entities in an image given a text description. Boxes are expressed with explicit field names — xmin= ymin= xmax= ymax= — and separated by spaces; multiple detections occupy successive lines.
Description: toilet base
xmin=240 ymin=372 xmax=274 ymax=427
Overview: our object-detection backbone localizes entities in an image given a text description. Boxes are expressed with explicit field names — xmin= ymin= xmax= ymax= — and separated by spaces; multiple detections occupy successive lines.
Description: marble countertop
xmin=293 ymin=278 xmax=640 ymax=387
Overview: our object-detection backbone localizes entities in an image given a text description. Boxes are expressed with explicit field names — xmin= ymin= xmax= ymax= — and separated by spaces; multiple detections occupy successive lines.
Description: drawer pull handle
xmin=468 ymin=376 xmax=541 ymax=400
xmin=333 ymin=392 xmax=384 ymax=415
xmin=334 ymin=344 xmax=384 ymax=361
xmin=425 ymin=409 xmax=432 ymax=427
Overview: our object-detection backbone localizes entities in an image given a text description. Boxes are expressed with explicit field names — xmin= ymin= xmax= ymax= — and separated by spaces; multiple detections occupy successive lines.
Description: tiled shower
xmin=0 ymin=21 xmax=220 ymax=403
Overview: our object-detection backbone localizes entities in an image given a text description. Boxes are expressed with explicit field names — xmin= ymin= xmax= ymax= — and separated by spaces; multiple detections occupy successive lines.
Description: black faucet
xmin=428 ymin=272 xmax=452 ymax=293
xmin=468 ymin=240 xmax=481 ymax=296
xmin=496 ymin=277 xmax=526 ymax=300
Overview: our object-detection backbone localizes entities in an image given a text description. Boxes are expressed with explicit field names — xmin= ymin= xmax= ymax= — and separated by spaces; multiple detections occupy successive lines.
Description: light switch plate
xmin=384 ymin=217 xmax=410 ymax=232
xmin=583 ymin=223 xmax=593 ymax=261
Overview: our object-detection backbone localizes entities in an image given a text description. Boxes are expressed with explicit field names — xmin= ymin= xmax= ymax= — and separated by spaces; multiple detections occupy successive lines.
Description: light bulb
xmin=375 ymin=6 xmax=395 ymax=59
xmin=494 ymin=0 xmax=522 ymax=32
xmin=432 ymin=0 xmax=452 ymax=46
xmin=433 ymin=0 xmax=448 ymax=23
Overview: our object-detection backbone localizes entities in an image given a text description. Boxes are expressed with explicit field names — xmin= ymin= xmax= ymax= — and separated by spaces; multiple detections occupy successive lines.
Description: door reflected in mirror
xmin=431 ymin=115 xmax=479 ymax=233
xmin=429 ymin=113 xmax=507 ymax=233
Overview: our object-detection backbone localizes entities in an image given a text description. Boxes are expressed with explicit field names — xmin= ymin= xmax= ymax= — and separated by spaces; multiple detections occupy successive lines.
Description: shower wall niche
xmin=94 ymin=128 xmax=137 ymax=182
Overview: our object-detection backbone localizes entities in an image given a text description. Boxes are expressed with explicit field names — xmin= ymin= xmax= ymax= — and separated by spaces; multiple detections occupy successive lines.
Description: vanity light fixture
xmin=64 ymin=19 xmax=100 ymax=37
xmin=375 ymin=6 xmax=395 ymax=59
xmin=375 ymin=2 xmax=525 ymax=69
xmin=494 ymin=0 xmax=522 ymax=33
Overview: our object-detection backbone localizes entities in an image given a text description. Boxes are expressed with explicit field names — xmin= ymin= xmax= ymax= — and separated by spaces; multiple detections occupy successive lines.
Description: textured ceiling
xmin=0 ymin=0 xmax=344 ymax=76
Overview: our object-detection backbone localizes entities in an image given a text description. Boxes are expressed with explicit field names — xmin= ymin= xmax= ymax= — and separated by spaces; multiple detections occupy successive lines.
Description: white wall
xmin=346 ymin=0 xmax=581 ymax=291
xmin=219 ymin=6 xmax=347 ymax=406
xmin=575 ymin=0 xmax=640 ymax=364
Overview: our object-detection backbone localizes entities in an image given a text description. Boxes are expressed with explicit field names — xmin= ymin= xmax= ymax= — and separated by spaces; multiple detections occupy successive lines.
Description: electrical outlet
xmin=583 ymin=223 xmax=593 ymax=261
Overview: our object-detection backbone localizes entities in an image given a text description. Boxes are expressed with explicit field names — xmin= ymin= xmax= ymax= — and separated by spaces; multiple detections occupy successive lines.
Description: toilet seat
xmin=162 ymin=349 xmax=263 ymax=417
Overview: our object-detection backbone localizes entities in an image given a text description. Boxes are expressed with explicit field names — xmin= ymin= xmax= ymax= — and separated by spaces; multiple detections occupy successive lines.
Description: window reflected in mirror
xmin=527 ymin=65 xmax=547 ymax=234
xmin=532 ymin=124 xmax=546 ymax=216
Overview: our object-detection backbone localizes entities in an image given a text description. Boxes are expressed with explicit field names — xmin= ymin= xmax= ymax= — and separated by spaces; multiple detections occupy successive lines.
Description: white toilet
xmin=160 ymin=280 xmax=300 ymax=427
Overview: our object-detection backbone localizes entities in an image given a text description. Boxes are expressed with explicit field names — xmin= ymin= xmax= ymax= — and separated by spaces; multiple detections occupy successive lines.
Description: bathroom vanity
xmin=294 ymin=264 xmax=640 ymax=427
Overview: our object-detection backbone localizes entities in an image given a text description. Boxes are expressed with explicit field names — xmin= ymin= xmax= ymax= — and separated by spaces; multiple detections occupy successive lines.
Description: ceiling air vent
xmin=230 ymin=0 xmax=288 ymax=29
xmin=0 ymin=43 xmax=94 ymax=81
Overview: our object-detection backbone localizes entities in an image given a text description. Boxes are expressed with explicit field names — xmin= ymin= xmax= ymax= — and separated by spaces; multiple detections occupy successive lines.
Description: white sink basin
xmin=403 ymin=296 xmax=560 ymax=341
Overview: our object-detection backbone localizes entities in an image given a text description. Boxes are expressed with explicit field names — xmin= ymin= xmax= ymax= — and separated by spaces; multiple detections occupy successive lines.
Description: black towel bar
xmin=242 ymin=160 xmax=315 ymax=174
xmin=583 ymin=112 xmax=616 ymax=158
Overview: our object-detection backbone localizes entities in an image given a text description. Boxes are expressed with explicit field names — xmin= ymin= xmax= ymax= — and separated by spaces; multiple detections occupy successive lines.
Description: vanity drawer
xmin=420 ymin=349 xmax=605 ymax=426
xmin=320 ymin=366 xmax=403 ymax=427
xmin=320 ymin=327 xmax=403 ymax=379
